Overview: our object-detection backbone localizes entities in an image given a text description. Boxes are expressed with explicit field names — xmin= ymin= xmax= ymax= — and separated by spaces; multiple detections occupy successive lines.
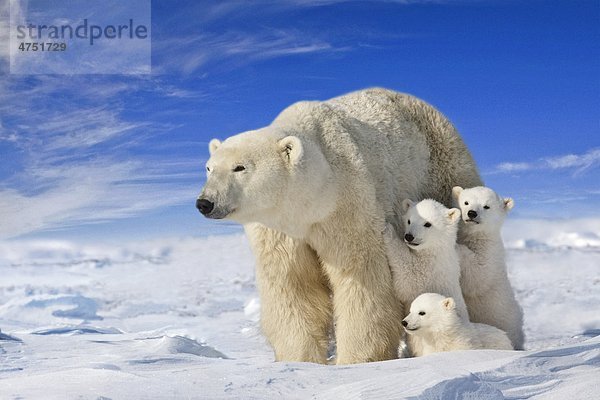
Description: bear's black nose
xmin=404 ymin=233 xmax=414 ymax=243
xmin=402 ymin=320 xmax=408 ymax=327
xmin=196 ymin=198 xmax=214 ymax=215
xmin=467 ymin=210 xmax=477 ymax=219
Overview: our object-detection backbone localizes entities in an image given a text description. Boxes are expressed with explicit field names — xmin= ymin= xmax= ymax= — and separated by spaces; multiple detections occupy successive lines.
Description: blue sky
xmin=0 ymin=0 xmax=598 ymax=242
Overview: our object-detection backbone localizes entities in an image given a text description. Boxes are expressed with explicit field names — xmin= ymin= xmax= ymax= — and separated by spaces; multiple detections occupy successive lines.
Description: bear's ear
xmin=442 ymin=297 xmax=455 ymax=311
xmin=278 ymin=136 xmax=303 ymax=165
xmin=209 ymin=139 xmax=221 ymax=155
xmin=446 ymin=208 xmax=461 ymax=224
xmin=401 ymin=199 xmax=414 ymax=212
xmin=503 ymin=197 xmax=514 ymax=211
xmin=452 ymin=186 xmax=464 ymax=200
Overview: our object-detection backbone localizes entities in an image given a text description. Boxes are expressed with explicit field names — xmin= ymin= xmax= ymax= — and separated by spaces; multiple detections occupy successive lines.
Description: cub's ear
xmin=278 ymin=136 xmax=303 ymax=165
xmin=446 ymin=208 xmax=461 ymax=224
xmin=503 ymin=197 xmax=514 ymax=211
xmin=442 ymin=297 xmax=455 ymax=311
xmin=401 ymin=199 xmax=415 ymax=212
xmin=209 ymin=139 xmax=221 ymax=155
xmin=452 ymin=186 xmax=464 ymax=200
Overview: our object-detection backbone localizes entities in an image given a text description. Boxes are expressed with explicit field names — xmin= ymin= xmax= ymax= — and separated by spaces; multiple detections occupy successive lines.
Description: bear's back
xmin=272 ymin=88 xmax=482 ymax=214
xmin=325 ymin=88 xmax=482 ymax=207
xmin=331 ymin=88 xmax=483 ymax=207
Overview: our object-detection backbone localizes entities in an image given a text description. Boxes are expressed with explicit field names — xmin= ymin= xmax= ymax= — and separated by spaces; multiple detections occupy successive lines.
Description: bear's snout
xmin=196 ymin=198 xmax=215 ymax=215
xmin=404 ymin=233 xmax=415 ymax=243
xmin=467 ymin=210 xmax=477 ymax=219
xmin=402 ymin=319 xmax=408 ymax=327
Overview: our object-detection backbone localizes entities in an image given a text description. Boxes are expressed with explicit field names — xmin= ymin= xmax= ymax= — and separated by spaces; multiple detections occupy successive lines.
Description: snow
xmin=1 ymin=221 xmax=599 ymax=399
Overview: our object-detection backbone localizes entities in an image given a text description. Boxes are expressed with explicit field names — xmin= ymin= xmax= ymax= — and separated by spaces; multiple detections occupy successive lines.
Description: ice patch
xmin=31 ymin=325 xmax=122 ymax=335
xmin=205 ymin=298 xmax=244 ymax=317
xmin=150 ymin=335 xmax=229 ymax=359
xmin=115 ymin=302 xmax=173 ymax=318
xmin=127 ymin=357 xmax=185 ymax=365
xmin=547 ymin=232 xmax=600 ymax=249
xmin=503 ymin=219 xmax=600 ymax=251
xmin=26 ymin=294 xmax=103 ymax=321
xmin=0 ymin=239 xmax=170 ymax=268
xmin=89 ymin=363 xmax=121 ymax=371
xmin=506 ymin=233 xmax=600 ymax=251
xmin=507 ymin=239 xmax=550 ymax=251
xmin=244 ymin=297 xmax=260 ymax=322
xmin=0 ymin=330 xmax=22 ymax=342
xmin=578 ymin=329 xmax=600 ymax=338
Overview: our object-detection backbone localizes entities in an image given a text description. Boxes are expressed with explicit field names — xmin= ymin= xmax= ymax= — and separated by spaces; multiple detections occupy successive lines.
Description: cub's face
xmin=197 ymin=131 xmax=299 ymax=223
xmin=402 ymin=293 xmax=455 ymax=334
xmin=452 ymin=186 xmax=514 ymax=233
xmin=402 ymin=199 xmax=460 ymax=251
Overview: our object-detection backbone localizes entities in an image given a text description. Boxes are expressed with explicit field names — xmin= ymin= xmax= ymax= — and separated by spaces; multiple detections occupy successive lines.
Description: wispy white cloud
xmin=544 ymin=150 xmax=600 ymax=171
xmin=154 ymin=30 xmax=347 ymax=75
xmin=194 ymin=0 xmax=455 ymax=15
xmin=17 ymin=107 xmax=146 ymax=151
xmin=492 ymin=148 xmax=600 ymax=176
xmin=149 ymin=0 xmax=439 ymax=76
xmin=0 ymin=81 xmax=204 ymax=239
xmin=495 ymin=162 xmax=531 ymax=173
xmin=0 ymin=110 xmax=202 ymax=239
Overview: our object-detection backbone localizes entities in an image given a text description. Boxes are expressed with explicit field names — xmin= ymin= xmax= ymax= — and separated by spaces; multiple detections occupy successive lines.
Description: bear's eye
xmin=464 ymin=201 xmax=469 ymax=206
xmin=418 ymin=311 xmax=426 ymax=316
xmin=424 ymin=222 xmax=432 ymax=228
xmin=233 ymin=165 xmax=246 ymax=172
xmin=407 ymin=219 xmax=411 ymax=225
xmin=206 ymin=166 xmax=210 ymax=172
xmin=483 ymin=205 xmax=490 ymax=210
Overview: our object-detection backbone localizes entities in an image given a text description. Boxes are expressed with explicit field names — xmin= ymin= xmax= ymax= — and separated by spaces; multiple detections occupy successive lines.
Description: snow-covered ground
xmin=1 ymin=219 xmax=599 ymax=399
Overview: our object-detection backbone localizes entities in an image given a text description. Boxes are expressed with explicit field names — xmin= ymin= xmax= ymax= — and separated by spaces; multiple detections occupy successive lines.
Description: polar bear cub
xmin=384 ymin=199 xmax=468 ymax=320
xmin=403 ymin=293 xmax=513 ymax=355
xmin=453 ymin=186 xmax=524 ymax=350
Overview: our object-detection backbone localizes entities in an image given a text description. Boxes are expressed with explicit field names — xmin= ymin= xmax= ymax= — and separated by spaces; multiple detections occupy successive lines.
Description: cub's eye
xmin=206 ymin=166 xmax=210 ymax=172
xmin=418 ymin=311 xmax=426 ymax=316
xmin=464 ymin=201 xmax=469 ymax=206
xmin=483 ymin=205 xmax=490 ymax=210
xmin=233 ymin=165 xmax=246 ymax=172
xmin=407 ymin=219 xmax=411 ymax=225
xmin=424 ymin=222 xmax=432 ymax=228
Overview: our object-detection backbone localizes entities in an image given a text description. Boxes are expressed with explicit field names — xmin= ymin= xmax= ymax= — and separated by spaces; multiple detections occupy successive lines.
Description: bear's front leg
xmin=245 ymin=224 xmax=332 ymax=364
xmin=319 ymin=230 xmax=402 ymax=364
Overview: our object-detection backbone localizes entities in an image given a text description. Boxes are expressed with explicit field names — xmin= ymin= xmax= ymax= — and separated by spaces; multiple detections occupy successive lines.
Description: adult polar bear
xmin=197 ymin=88 xmax=482 ymax=364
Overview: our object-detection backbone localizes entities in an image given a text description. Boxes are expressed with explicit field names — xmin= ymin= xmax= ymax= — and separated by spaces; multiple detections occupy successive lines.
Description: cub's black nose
xmin=404 ymin=233 xmax=414 ymax=243
xmin=402 ymin=320 xmax=408 ymax=327
xmin=467 ymin=210 xmax=477 ymax=219
xmin=196 ymin=198 xmax=214 ymax=215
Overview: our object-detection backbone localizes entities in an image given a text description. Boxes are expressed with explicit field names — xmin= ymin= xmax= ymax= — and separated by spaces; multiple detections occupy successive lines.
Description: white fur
xmin=453 ymin=186 xmax=525 ymax=350
xmin=404 ymin=293 xmax=513 ymax=355
xmin=383 ymin=199 xmax=469 ymax=356
xmin=198 ymin=88 xmax=482 ymax=364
